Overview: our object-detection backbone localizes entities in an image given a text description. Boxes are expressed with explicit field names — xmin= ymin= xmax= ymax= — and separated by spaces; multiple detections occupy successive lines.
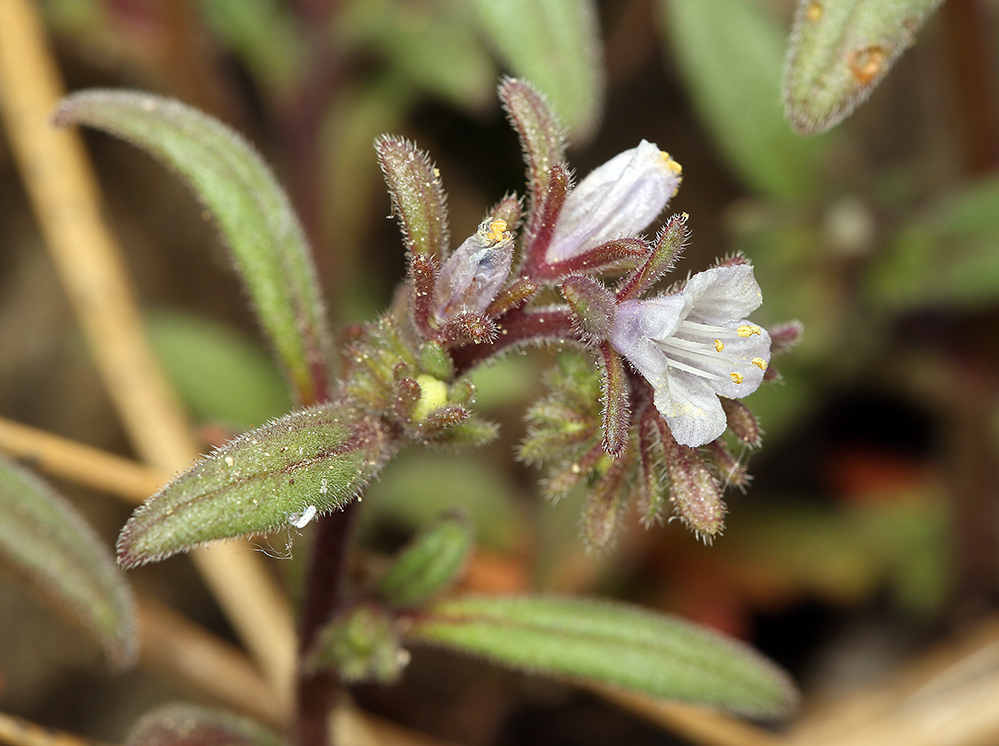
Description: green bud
xmin=305 ymin=604 xmax=407 ymax=683
xmin=377 ymin=513 xmax=473 ymax=607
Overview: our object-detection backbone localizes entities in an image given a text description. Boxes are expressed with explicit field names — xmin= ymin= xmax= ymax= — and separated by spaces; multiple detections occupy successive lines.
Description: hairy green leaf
xmin=409 ymin=595 xmax=797 ymax=716
xmin=784 ymin=0 xmax=944 ymax=135
xmin=54 ymin=91 xmax=333 ymax=405
xmin=0 ymin=456 xmax=136 ymax=668
xmin=126 ymin=703 xmax=280 ymax=746
xmin=117 ymin=403 xmax=394 ymax=568
xmin=662 ymin=0 xmax=825 ymax=200
xmin=473 ymin=0 xmax=603 ymax=139
xmin=378 ymin=513 xmax=473 ymax=607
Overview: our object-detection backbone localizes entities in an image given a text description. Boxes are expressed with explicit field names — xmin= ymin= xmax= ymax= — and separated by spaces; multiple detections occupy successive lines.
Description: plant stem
xmin=293 ymin=499 xmax=362 ymax=746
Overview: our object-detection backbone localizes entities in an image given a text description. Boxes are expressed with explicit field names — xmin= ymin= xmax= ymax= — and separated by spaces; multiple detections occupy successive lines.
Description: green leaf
xmin=200 ymin=0 xmax=304 ymax=97
xmin=784 ymin=0 xmax=944 ymax=135
xmin=54 ymin=91 xmax=334 ymax=406
xmin=146 ymin=310 xmax=291 ymax=430
xmin=661 ymin=0 xmax=826 ymax=200
xmin=117 ymin=403 xmax=394 ymax=568
xmin=126 ymin=703 xmax=280 ymax=746
xmin=377 ymin=512 xmax=473 ymax=607
xmin=408 ymin=595 xmax=797 ymax=716
xmin=0 ymin=455 xmax=136 ymax=668
xmin=867 ymin=176 xmax=999 ymax=308
xmin=339 ymin=0 xmax=495 ymax=112
xmin=472 ymin=0 xmax=604 ymax=139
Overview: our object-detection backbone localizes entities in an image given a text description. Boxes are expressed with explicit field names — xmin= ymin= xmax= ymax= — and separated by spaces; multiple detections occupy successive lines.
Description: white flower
xmin=546 ymin=140 xmax=682 ymax=264
xmin=434 ymin=218 xmax=514 ymax=324
xmin=609 ymin=264 xmax=771 ymax=447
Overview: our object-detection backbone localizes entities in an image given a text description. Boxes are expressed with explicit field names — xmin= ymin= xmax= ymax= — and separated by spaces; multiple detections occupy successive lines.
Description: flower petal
xmin=708 ymin=322 xmax=771 ymax=398
xmin=683 ymin=265 xmax=763 ymax=323
xmin=655 ymin=370 xmax=728 ymax=447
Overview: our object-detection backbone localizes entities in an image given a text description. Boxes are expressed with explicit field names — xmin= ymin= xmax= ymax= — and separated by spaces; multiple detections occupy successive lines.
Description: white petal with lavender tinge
xmin=610 ymin=265 xmax=771 ymax=447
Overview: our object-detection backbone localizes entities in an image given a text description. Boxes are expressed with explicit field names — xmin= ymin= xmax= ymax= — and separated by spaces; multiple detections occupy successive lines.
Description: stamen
xmin=737 ymin=325 xmax=761 ymax=337
xmin=730 ymin=372 xmax=744 ymax=384
xmin=483 ymin=219 xmax=508 ymax=243
xmin=714 ymin=339 xmax=724 ymax=352
xmin=752 ymin=357 xmax=767 ymax=370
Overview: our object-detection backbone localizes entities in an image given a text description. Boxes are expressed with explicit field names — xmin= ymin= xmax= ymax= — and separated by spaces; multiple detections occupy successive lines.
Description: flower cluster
xmin=373 ymin=78 xmax=799 ymax=548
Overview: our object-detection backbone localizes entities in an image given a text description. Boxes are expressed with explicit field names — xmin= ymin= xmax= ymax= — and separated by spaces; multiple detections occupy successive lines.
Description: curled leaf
xmin=117 ymin=402 xmax=394 ymax=568
xmin=783 ymin=0 xmax=944 ymax=135
xmin=54 ymin=90 xmax=333 ymax=405
xmin=408 ymin=595 xmax=797 ymax=716
xmin=0 ymin=455 xmax=136 ymax=668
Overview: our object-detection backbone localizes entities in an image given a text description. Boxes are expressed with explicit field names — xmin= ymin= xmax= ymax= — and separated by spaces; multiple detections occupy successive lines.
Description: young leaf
xmin=117 ymin=402 xmax=394 ymax=568
xmin=53 ymin=91 xmax=334 ymax=406
xmin=0 ymin=455 xmax=136 ymax=668
xmin=784 ymin=0 xmax=944 ymax=135
xmin=474 ymin=0 xmax=604 ymax=139
xmin=408 ymin=595 xmax=797 ymax=716
xmin=377 ymin=512 xmax=473 ymax=607
xmin=125 ymin=703 xmax=280 ymax=746
xmin=661 ymin=0 xmax=826 ymax=200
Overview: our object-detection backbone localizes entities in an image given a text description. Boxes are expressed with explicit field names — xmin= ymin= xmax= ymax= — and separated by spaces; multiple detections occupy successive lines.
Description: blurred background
xmin=2 ymin=0 xmax=999 ymax=743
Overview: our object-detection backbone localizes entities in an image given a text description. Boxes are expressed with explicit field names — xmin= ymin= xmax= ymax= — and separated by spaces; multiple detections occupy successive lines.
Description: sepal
xmin=375 ymin=135 xmax=449 ymax=258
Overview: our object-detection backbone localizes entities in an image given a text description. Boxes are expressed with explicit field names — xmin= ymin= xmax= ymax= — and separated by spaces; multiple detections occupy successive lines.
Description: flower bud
xmin=545 ymin=140 xmax=682 ymax=264
xmin=434 ymin=218 xmax=514 ymax=324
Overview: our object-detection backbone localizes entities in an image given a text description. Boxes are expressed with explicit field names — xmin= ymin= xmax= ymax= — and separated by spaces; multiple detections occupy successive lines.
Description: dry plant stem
xmin=138 ymin=594 xmax=287 ymax=727
xmin=0 ymin=712 xmax=112 ymax=746
xmin=590 ymin=685 xmax=788 ymax=746
xmin=0 ymin=0 xmax=294 ymax=702
xmin=0 ymin=417 xmax=165 ymax=503
xmin=790 ymin=614 xmax=999 ymax=746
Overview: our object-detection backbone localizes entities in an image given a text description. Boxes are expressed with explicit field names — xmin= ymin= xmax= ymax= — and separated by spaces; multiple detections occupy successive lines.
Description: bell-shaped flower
xmin=609 ymin=264 xmax=771 ymax=448
xmin=434 ymin=218 xmax=514 ymax=325
xmin=545 ymin=140 xmax=682 ymax=264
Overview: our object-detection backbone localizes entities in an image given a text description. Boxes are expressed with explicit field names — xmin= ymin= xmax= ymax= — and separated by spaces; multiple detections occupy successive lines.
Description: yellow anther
xmin=714 ymin=339 xmax=724 ymax=352
xmin=806 ymin=1 xmax=823 ymax=21
xmin=484 ymin=219 xmax=508 ymax=243
xmin=730 ymin=372 xmax=744 ymax=384
xmin=752 ymin=357 xmax=767 ymax=370
xmin=661 ymin=152 xmax=682 ymax=175
xmin=737 ymin=324 xmax=762 ymax=337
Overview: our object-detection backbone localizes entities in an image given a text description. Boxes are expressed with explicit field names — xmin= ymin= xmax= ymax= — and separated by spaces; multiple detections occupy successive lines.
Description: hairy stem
xmin=293 ymin=499 xmax=362 ymax=746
